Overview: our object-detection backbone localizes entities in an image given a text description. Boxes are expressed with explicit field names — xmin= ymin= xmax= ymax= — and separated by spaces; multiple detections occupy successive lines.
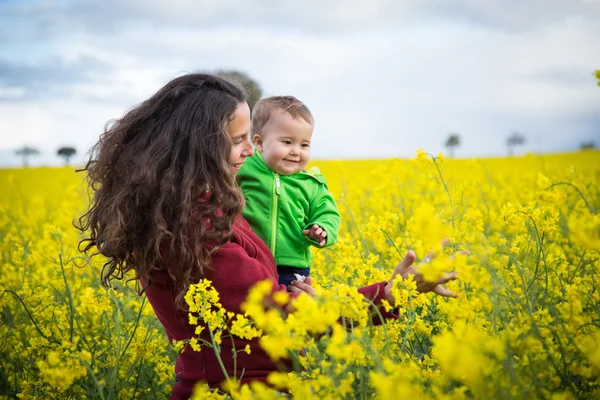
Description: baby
xmin=237 ymin=96 xmax=340 ymax=287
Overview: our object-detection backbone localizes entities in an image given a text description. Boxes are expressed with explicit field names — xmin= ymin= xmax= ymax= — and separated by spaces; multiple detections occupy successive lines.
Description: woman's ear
xmin=253 ymin=134 xmax=264 ymax=152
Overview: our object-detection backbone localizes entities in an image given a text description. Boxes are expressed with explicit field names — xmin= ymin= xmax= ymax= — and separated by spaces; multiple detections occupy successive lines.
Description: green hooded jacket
xmin=237 ymin=152 xmax=340 ymax=268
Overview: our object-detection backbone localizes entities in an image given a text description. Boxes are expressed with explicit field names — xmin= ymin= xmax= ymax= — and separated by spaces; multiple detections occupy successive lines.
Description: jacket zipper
xmin=271 ymin=173 xmax=281 ymax=255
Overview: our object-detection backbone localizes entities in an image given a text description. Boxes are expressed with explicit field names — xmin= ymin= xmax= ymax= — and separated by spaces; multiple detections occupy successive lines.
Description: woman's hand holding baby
xmin=288 ymin=276 xmax=316 ymax=296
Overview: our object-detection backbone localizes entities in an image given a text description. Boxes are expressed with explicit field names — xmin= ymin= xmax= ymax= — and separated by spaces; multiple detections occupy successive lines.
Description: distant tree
xmin=580 ymin=141 xmax=595 ymax=150
xmin=216 ymin=70 xmax=262 ymax=111
xmin=507 ymin=132 xmax=526 ymax=156
xmin=445 ymin=133 xmax=461 ymax=158
xmin=596 ymin=70 xmax=600 ymax=86
xmin=57 ymin=146 xmax=77 ymax=165
xmin=15 ymin=146 xmax=40 ymax=168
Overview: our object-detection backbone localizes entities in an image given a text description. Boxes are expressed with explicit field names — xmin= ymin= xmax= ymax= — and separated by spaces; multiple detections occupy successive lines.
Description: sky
xmin=0 ymin=0 xmax=599 ymax=167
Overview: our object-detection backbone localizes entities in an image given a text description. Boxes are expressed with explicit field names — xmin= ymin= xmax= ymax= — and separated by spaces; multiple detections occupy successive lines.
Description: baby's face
xmin=254 ymin=111 xmax=313 ymax=175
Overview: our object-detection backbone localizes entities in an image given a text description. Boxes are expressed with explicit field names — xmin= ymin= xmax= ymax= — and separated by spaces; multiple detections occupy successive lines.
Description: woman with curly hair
xmin=77 ymin=73 xmax=458 ymax=399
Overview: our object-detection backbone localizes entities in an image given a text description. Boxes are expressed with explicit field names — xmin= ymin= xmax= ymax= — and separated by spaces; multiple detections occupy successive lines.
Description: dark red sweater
xmin=143 ymin=215 xmax=396 ymax=399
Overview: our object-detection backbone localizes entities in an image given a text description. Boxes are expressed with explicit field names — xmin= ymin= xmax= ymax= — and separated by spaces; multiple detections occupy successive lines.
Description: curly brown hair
xmin=76 ymin=73 xmax=247 ymax=308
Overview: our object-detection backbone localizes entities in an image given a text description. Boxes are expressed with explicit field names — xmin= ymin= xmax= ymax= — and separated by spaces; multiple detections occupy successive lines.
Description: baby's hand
xmin=303 ymin=224 xmax=327 ymax=247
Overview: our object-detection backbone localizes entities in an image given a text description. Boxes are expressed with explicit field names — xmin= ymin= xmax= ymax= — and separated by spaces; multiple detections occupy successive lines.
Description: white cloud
xmin=13 ymin=0 xmax=595 ymax=34
xmin=0 ymin=0 xmax=599 ymax=166
xmin=0 ymin=99 xmax=125 ymax=167
xmin=0 ymin=104 xmax=55 ymax=149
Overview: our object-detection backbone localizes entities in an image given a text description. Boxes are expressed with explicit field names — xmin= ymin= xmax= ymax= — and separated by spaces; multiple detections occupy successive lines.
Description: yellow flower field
xmin=1 ymin=150 xmax=599 ymax=399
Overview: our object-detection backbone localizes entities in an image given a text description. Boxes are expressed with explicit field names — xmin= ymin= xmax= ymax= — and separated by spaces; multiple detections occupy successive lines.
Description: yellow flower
xmin=3 ymin=151 xmax=600 ymax=398
xmin=416 ymin=147 xmax=432 ymax=167
xmin=190 ymin=383 xmax=227 ymax=399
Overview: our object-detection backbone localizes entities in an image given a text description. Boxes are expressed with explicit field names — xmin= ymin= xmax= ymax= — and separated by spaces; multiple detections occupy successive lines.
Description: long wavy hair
xmin=76 ymin=73 xmax=246 ymax=308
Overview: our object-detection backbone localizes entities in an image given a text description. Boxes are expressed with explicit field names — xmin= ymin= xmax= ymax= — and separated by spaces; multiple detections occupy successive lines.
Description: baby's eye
xmin=301 ymin=143 xmax=310 ymax=149
xmin=283 ymin=140 xmax=292 ymax=145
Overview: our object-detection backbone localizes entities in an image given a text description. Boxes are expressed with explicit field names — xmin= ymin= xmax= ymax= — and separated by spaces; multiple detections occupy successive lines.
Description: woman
xmin=78 ymin=73 xmax=457 ymax=399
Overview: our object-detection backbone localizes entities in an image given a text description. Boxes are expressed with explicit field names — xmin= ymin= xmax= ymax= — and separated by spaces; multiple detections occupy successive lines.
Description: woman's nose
xmin=243 ymin=143 xmax=254 ymax=156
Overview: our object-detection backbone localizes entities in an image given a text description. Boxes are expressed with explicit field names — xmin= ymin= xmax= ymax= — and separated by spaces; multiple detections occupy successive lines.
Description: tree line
xmin=14 ymin=133 xmax=595 ymax=168
xmin=12 ymin=70 xmax=263 ymax=168
xmin=440 ymin=70 xmax=599 ymax=158
xmin=10 ymin=70 xmax=600 ymax=166
xmin=445 ymin=132 xmax=530 ymax=158
xmin=444 ymin=133 xmax=596 ymax=158
xmin=14 ymin=146 xmax=76 ymax=167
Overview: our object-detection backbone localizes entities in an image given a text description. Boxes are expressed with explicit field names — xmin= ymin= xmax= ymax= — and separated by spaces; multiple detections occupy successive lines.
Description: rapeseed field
xmin=1 ymin=150 xmax=598 ymax=399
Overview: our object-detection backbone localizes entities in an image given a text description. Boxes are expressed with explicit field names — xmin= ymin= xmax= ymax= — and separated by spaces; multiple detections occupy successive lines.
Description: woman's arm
xmin=206 ymin=241 xmax=297 ymax=313
xmin=208 ymin=239 xmax=460 ymax=327
xmin=290 ymin=245 xmax=464 ymax=326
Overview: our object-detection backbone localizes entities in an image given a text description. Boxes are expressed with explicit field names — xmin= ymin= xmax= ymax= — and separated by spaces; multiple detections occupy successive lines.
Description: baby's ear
xmin=253 ymin=134 xmax=264 ymax=152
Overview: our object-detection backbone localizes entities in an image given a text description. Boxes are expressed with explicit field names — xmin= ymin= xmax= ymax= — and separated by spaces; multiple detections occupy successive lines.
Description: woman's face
xmin=227 ymin=102 xmax=253 ymax=174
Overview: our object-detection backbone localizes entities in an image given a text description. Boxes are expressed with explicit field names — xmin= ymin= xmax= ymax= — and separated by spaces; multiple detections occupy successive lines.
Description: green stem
xmin=131 ymin=356 xmax=144 ymax=400
xmin=68 ymin=354 xmax=106 ymax=400
xmin=58 ymin=254 xmax=76 ymax=342
xmin=513 ymin=211 xmax=549 ymax=302
xmin=337 ymin=199 xmax=369 ymax=261
xmin=207 ymin=323 xmax=231 ymax=385
xmin=430 ymin=155 xmax=455 ymax=229
xmin=546 ymin=182 xmax=593 ymax=213
xmin=229 ymin=334 xmax=238 ymax=381
xmin=379 ymin=228 xmax=404 ymax=256
xmin=1 ymin=290 xmax=60 ymax=345
xmin=108 ymin=289 xmax=122 ymax=398
xmin=121 ymin=296 xmax=147 ymax=358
